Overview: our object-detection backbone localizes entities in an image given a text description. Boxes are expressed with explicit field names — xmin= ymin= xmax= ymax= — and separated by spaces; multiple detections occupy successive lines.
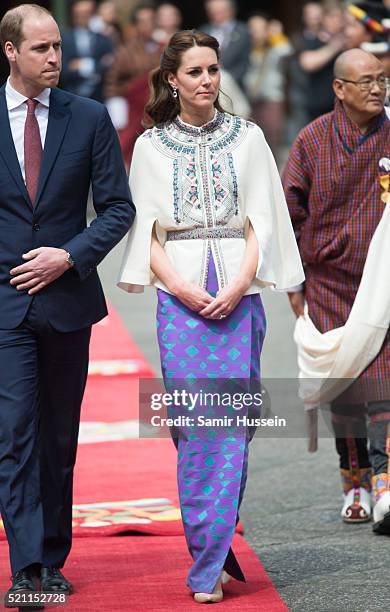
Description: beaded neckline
xmin=149 ymin=112 xmax=250 ymax=158
xmin=173 ymin=110 xmax=225 ymax=136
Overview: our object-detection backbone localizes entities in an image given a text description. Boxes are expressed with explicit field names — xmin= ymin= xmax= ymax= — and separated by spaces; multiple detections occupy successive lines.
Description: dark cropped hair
xmin=144 ymin=29 xmax=225 ymax=127
xmin=130 ymin=2 xmax=156 ymax=25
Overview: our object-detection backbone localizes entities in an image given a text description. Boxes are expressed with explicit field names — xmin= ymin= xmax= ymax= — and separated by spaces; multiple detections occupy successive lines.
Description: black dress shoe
xmin=4 ymin=569 xmax=40 ymax=608
xmin=40 ymin=567 xmax=73 ymax=595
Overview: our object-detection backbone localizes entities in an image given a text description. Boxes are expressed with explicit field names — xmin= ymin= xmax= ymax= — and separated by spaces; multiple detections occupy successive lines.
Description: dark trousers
xmin=332 ymin=402 xmax=390 ymax=478
xmin=0 ymin=297 xmax=91 ymax=574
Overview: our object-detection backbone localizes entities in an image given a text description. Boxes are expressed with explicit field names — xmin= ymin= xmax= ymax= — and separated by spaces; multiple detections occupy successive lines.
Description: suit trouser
xmin=0 ymin=296 xmax=91 ymax=574
xmin=331 ymin=402 xmax=390 ymax=493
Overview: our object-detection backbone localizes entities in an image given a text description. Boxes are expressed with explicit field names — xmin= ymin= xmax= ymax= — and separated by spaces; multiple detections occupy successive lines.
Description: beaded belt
xmin=166 ymin=227 xmax=245 ymax=241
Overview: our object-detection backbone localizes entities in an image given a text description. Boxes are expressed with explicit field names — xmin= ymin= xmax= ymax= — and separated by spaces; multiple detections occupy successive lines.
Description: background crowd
xmin=55 ymin=0 xmax=390 ymax=164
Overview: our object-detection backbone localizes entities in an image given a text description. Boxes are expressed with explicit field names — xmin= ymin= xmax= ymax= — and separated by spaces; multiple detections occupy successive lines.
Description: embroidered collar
xmin=151 ymin=111 xmax=248 ymax=157
xmin=172 ymin=110 xmax=225 ymax=136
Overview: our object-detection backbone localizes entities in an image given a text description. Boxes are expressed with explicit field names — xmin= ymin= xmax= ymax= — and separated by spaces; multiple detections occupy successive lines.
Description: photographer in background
xmin=299 ymin=0 xmax=345 ymax=121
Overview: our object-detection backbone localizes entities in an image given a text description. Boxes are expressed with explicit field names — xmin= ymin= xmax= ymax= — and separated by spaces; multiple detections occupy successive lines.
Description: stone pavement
xmin=99 ymin=240 xmax=388 ymax=612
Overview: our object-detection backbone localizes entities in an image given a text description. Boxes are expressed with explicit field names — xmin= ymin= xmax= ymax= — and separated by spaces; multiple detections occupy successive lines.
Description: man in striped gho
xmin=283 ymin=48 xmax=390 ymax=534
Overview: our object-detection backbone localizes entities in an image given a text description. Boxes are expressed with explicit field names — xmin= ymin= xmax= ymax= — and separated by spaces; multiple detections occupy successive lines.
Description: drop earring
xmin=172 ymin=87 xmax=178 ymax=99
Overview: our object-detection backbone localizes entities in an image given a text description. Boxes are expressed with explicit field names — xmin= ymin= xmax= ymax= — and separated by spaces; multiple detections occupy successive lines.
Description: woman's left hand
xmin=199 ymin=280 xmax=247 ymax=320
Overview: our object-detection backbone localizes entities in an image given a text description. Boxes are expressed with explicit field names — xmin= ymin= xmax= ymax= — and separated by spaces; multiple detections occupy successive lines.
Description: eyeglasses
xmin=338 ymin=77 xmax=390 ymax=92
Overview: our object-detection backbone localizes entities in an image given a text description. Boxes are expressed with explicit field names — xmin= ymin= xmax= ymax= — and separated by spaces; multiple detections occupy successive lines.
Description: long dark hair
xmin=144 ymin=29 xmax=225 ymax=127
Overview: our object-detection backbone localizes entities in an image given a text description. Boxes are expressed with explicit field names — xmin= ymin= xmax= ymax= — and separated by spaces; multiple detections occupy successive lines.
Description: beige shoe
xmin=193 ymin=575 xmax=223 ymax=604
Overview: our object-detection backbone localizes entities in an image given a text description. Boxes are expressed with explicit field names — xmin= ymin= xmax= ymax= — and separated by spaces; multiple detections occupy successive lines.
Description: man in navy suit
xmin=202 ymin=0 xmax=251 ymax=90
xmin=60 ymin=0 xmax=114 ymax=102
xmin=0 ymin=3 xmax=135 ymax=603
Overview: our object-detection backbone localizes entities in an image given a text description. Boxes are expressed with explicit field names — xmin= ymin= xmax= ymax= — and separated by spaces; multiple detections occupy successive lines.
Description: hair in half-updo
xmin=144 ymin=29 xmax=225 ymax=127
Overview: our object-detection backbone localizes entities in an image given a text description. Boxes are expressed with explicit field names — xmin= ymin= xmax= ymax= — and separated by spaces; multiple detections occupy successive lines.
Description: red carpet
xmin=0 ymin=536 xmax=286 ymax=611
xmin=73 ymin=439 xmax=182 ymax=537
xmin=73 ymin=306 xmax=182 ymax=537
xmin=0 ymin=305 xmax=287 ymax=610
xmin=88 ymin=305 xmax=155 ymax=378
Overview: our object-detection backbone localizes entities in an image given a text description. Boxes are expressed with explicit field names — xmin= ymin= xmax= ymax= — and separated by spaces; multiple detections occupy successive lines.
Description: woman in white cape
xmin=118 ymin=29 xmax=304 ymax=604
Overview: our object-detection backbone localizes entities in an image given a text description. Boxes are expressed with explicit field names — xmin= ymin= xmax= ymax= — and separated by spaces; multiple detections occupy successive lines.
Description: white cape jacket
xmin=118 ymin=112 xmax=304 ymax=294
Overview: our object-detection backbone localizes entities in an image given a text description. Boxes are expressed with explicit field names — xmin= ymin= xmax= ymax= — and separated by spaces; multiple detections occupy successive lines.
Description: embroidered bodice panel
xmin=144 ymin=111 xmax=251 ymax=228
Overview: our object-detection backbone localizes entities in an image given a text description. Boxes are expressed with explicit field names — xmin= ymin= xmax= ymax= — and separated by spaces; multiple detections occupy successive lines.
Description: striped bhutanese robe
xmin=283 ymin=99 xmax=390 ymax=403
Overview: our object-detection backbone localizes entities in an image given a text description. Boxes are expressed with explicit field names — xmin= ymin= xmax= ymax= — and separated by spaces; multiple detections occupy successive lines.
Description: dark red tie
xmin=24 ymin=98 xmax=43 ymax=206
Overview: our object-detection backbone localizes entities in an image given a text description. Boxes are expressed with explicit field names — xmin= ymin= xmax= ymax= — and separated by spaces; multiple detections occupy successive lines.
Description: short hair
xmin=130 ymin=3 xmax=156 ymax=25
xmin=322 ymin=0 xmax=342 ymax=15
xmin=248 ymin=11 xmax=271 ymax=22
xmin=206 ymin=0 xmax=238 ymax=12
xmin=0 ymin=4 xmax=52 ymax=52
xmin=71 ymin=0 xmax=96 ymax=7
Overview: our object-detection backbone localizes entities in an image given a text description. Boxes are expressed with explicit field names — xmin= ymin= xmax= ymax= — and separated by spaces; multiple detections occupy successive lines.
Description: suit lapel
xmin=0 ymin=86 xmax=31 ymax=207
xmin=71 ymin=31 xmax=77 ymax=55
xmin=90 ymin=32 xmax=97 ymax=55
xmin=35 ymin=88 xmax=71 ymax=208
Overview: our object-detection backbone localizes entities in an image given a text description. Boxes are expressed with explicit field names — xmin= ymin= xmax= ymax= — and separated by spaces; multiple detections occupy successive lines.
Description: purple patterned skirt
xmin=156 ymin=256 xmax=266 ymax=593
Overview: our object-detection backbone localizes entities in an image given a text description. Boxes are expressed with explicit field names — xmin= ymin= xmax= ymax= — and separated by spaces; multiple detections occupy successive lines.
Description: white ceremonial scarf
xmin=293 ymin=162 xmax=390 ymax=448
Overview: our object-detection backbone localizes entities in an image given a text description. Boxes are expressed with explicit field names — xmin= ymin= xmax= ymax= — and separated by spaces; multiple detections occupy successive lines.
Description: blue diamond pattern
xmin=228 ymin=347 xmax=240 ymax=360
xmin=186 ymin=319 xmax=200 ymax=329
xmin=186 ymin=345 xmax=199 ymax=357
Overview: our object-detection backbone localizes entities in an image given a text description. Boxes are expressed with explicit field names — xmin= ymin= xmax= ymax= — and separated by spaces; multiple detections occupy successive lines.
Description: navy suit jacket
xmin=60 ymin=29 xmax=113 ymax=102
xmin=201 ymin=21 xmax=251 ymax=89
xmin=0 ymin=85 xmax=135 ymax=332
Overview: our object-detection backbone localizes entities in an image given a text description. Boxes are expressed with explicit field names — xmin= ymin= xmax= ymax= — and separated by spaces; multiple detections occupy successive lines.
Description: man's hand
xmin=10 ymin=247 xmax=71 ymax=295
xmin=68 ymin=58 xmax=82 ymax=71
xmin=288 ymin=291 xmax=305 ymax=318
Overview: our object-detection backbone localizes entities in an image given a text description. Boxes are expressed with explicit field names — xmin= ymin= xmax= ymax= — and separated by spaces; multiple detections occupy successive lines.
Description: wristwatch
xmin=66 ymin=251 xmax=75 ymax=268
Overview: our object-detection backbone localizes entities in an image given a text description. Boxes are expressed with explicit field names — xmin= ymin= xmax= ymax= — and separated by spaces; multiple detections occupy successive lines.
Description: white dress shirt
xmin=74 ymin=28 xmax=96 ymax=78
xmin=209 ymin=20 xmax=235 ymax=51
xmin=5 ymin=78 xmax=51 ymax=181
